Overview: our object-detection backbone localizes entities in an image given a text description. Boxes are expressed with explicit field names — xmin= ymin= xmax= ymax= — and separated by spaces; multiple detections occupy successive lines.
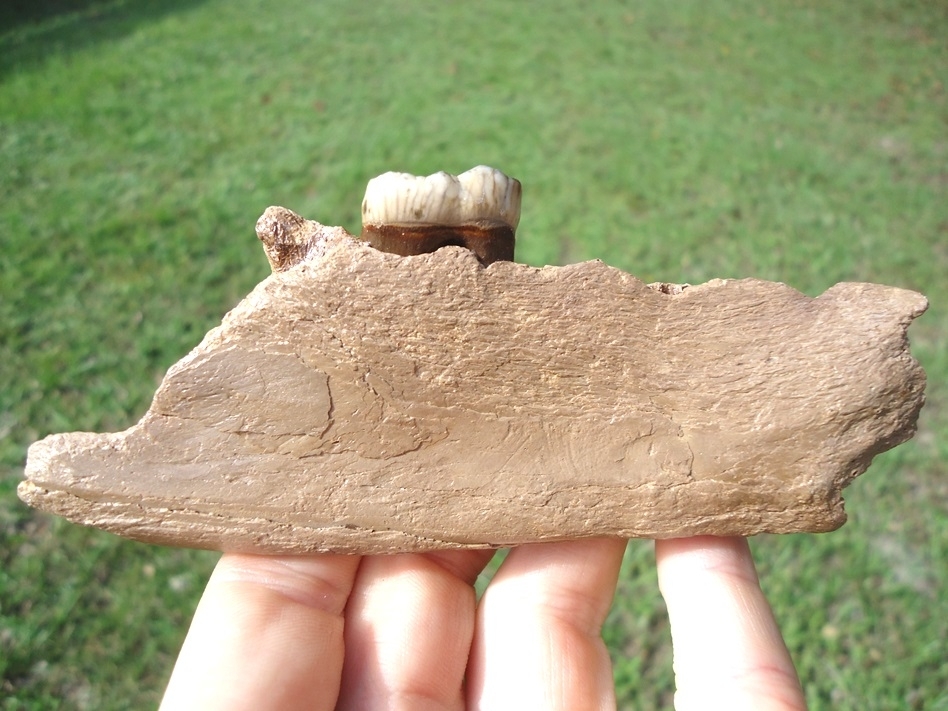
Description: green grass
xmin=2 ymin=0 xmax=946 ymax=708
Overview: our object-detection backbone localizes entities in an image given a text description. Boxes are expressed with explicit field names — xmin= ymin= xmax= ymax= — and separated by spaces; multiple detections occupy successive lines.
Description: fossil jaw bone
xmin=360 ymin=165 xmax=522 ymax=265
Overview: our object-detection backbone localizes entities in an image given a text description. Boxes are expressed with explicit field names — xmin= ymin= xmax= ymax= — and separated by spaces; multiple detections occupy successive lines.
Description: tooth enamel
xmin=361 ymin=166 xmax=521 ymax=230
xmin=456 ymin=165 xmax=522 ymax=229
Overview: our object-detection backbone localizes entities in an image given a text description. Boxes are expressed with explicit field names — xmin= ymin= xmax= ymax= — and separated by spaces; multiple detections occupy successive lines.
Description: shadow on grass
xmin=1 ymin=0 xmax=111 ymax=29
xmin=0 ymin=0 xmax=208 ymax=77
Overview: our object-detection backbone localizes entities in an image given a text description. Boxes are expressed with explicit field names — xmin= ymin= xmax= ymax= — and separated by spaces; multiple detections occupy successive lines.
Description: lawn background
xmin=1 ymin=0 xmax=946 ymax=708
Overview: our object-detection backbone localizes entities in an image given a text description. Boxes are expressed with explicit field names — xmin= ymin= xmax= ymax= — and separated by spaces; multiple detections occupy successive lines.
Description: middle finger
xmin=335 ymin=549 xmax=495 ymax=711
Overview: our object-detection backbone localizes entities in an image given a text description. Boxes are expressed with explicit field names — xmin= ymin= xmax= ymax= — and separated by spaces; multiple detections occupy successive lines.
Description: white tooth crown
xmin=362 ymin=166 xmax=521 ymax=230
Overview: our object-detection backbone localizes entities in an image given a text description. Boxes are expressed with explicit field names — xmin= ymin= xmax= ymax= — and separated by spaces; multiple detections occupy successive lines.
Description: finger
xmin=467 ymin=538 xmax=627 ymax=711
xmin=655 ymin=536 xmax=807 ymax=711
xmin=336 ymin=549 xmax=496 ymax=711
xmin=160 ymin=552 xmax=361 ymax=711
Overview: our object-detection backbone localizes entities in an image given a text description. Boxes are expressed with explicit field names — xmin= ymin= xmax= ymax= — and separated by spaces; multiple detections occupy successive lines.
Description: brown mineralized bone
xmin=18 ymin=207 xmax=927 ymax=554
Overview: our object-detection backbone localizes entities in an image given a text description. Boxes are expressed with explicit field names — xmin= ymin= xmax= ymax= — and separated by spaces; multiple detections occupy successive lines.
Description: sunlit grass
xmin=2 ymin=0 xmax=946 ymax=708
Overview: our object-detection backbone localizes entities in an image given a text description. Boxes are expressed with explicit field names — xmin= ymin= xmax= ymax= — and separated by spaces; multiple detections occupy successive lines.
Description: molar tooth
xmin=361 ymin=166 xmax=521 ymax=265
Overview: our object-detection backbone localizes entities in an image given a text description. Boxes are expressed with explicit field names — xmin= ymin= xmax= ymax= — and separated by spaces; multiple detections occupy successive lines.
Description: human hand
xmin=160 ymin=536 xmax=805 ymax=710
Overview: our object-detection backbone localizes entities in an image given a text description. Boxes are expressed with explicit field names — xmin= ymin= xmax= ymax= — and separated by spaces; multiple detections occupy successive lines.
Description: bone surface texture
xmin=19 ymin=206 xmax=927 ymax=554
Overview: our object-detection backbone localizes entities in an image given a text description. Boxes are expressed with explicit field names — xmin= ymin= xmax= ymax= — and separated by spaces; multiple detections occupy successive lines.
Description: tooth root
xmin=256 ymin=206 xmax=312 ymax=272
xmin=361 ymin=166 xmax=521 ymax=265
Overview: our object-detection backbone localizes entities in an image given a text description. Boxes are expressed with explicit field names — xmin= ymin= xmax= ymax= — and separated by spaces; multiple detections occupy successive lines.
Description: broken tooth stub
xmin=360 ymin=166 xmax=522 ymax=265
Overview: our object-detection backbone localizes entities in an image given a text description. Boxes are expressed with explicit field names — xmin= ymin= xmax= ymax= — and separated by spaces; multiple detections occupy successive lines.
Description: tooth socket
xmin=361 ymin=222 xmax=515 ymax=265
